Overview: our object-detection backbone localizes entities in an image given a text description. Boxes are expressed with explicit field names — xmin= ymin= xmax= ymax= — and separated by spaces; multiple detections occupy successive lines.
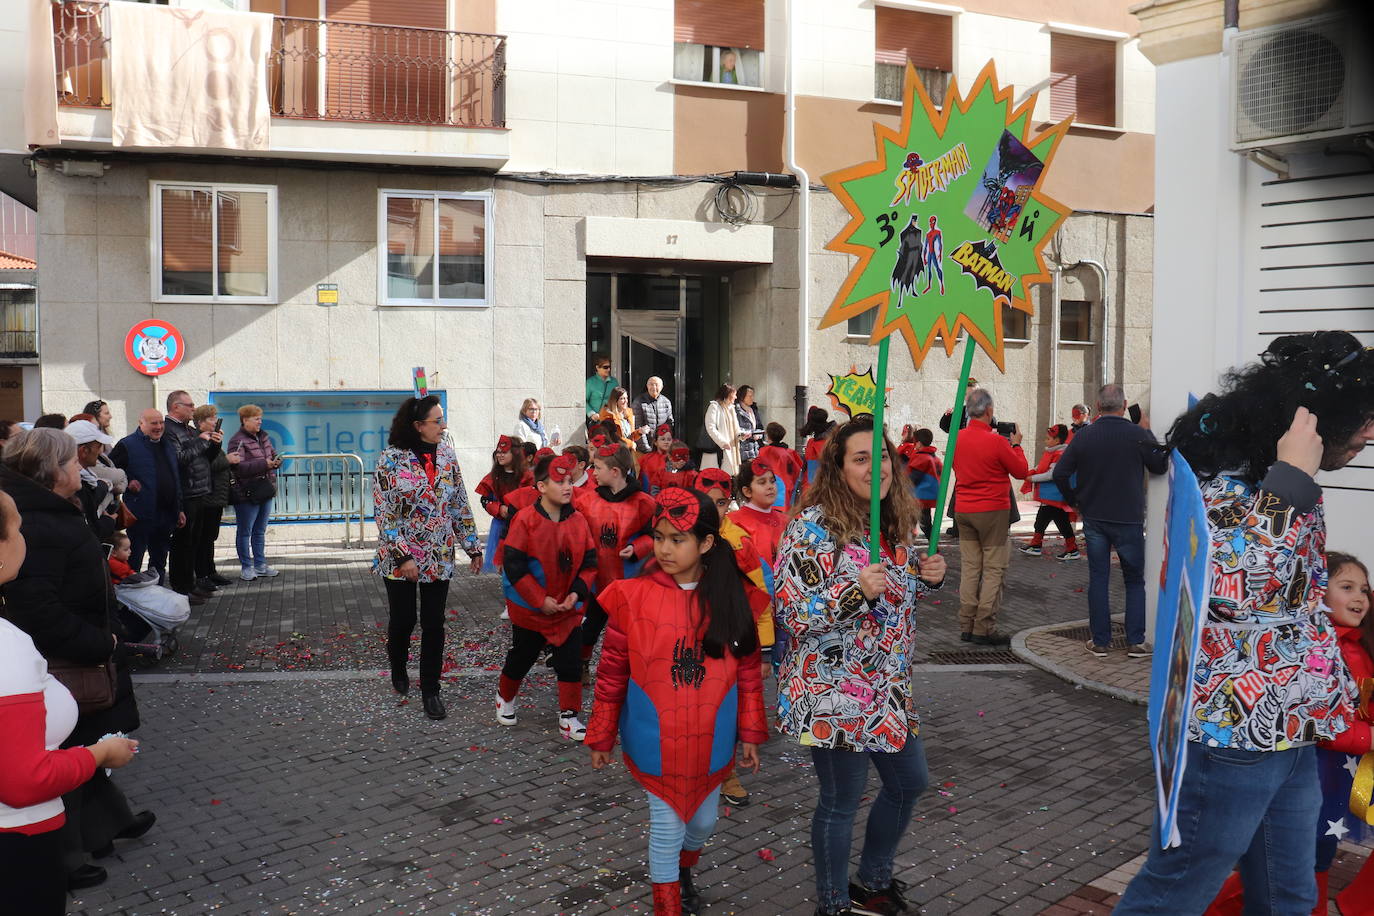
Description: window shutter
xmin=324 ymin=0 xmax=445 ymax=28
xmin=674 ymin=0 xmax=765 ymax=51
xmin=323 ymin=0 xmax=447 ymax=124
xmin=1050 ymin=33 xmax=1116 ymax=126
xmin=874 ymin=6 xmax=952 ymax=72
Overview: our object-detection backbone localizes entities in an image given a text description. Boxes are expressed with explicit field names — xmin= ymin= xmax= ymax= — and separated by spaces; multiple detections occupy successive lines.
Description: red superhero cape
xmin=585 ymin=568 xmax=768 ymax=820
xmin=572 ymin=481 xmax=656 ymax=590
xmin=500 ymin=501 xmax=598 ymax=645
xmin=638 ymin=450 xmax=668 ymax=494
xmin=758 ymin=444 xmax=802 ymax=507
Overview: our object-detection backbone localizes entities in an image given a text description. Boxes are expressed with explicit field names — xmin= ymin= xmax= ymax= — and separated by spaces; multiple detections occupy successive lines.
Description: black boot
xmin=679 ymin=866 xmax=701 ymax=914
xmin=422 ymin=693 xmax=446 ymax=720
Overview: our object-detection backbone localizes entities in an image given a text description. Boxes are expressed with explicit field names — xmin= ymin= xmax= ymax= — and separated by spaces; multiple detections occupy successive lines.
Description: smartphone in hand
xmin=214 ymin=418 xmax=224 ymax=432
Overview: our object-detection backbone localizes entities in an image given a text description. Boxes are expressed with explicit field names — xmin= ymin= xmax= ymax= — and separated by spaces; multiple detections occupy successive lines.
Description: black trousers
xmin=169 ymin=497 xmax=205 ymax=592
xmin=383 ymin=578 xmax=450 ymax=695
xmin=58 ymin=768 xmax=135 ymax=871
xmin=195 ymin=504 xmax=225 ymax=579
xmin=580 ymin=595 xmax=609 ymax=658
xmin=1032 ymin=505 xmax=1074 ymax=540
xmin=919 ymin=506 xmax=933 ymax=537
xmin=128 ymin=519 xmax=174 ymax=581
xmin=0 ymin=829 xmax=65 ymax=915
xmin=503 ymin=623 xmax=583 ymax=684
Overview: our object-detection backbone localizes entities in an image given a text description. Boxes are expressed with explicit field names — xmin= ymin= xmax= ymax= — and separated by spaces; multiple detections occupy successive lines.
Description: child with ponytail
xmin=475 ymin=436 xmax=531 ymax=574
xmin=586 ymin=487 xmax=766 ymax=916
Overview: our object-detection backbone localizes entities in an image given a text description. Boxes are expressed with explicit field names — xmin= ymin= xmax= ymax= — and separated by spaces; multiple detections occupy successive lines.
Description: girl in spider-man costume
xmin=758 ymin=422 xmax=803 ymax=508
xmin=587 ymin=487 xmax=766 ymax=916
xmin=638 ymin=425 xmax=675 ymax=495
xmin=475 ymin=436 xmax=531 ymax=574
xmin=498 ymin=453 xmax=598 ymax=741
xmin=574 ymin=443 xmax=656 ymax=666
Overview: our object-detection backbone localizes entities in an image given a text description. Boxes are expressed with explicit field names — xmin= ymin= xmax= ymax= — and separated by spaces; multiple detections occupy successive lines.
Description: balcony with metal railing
xmin=47 ymin=0 xmax=509 ymax=167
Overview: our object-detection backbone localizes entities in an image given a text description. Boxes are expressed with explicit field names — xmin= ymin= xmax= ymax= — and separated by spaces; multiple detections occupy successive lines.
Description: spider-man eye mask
xmin=535 ymin=447 xmax=555 ymax=460
xmin=750 ymin=458 xmax=773 ymax=477
xmin=496 ymin=435 xmax=513 ymax=454
xmin=547 ymin=453 xmax=577 ymax=483
xmin=669 ymin=446 xmax=690 ymax=462
xmin=656 ymin=424 xmax=672 ymax=438
xmin=588 ymin=433 xmax=610 ymax=450
xmin=654 ymin=488 xmax=700 ymax=532
xmin=694 ymin=468 xmax=732 ymax=494
xmin=596 ymin=443 xmax=621 ymax=459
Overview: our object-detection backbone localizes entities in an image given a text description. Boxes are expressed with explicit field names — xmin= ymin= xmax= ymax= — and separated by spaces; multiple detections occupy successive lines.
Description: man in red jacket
xmin=952 ymin=388 xmax=1028 ymax=645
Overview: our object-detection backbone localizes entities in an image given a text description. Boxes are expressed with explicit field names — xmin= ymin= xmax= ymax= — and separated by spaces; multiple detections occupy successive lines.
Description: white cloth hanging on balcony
xmin=109 ymin=1 xmax=271 ymax=151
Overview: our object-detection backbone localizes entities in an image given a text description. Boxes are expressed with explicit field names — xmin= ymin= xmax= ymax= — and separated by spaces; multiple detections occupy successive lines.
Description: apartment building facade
xmin=1 ymin=0 xmax=1156 ymax=528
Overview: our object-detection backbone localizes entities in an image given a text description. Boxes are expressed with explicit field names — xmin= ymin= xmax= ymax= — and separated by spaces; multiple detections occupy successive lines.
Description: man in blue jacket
xmin=111 ymin=409 xmax=185 ymax=590
xmin=1053 ymin=384 xmax=1169 ymax=658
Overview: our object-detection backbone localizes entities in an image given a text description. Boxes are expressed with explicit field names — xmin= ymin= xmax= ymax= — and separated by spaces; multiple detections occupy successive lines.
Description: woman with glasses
xmin=226 ymin=405 xmax=281 ymax=582
xmin=512 ymin=398 xmax=559 ymax=450
xmin=373 ymin=396 xmax=482 ymax=721
xmin=585 ymin=357 xmax=618 ymax=431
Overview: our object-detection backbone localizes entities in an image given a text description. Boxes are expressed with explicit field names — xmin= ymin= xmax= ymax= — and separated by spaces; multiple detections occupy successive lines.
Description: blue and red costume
xmin=475 ymin=438 xmax=532 ymax=573
xmin=906 ymin=445 xmax=942 ymax=508
xmin=574 ymin=477 xmax=656 ymax=660
xmin=759 ymin=443 xmax=802 ymax=508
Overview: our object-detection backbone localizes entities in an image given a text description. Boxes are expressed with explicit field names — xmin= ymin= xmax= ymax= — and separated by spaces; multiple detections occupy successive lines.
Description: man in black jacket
xmin=1053 ymin=384 xmax=1169 ymax=658
xmin=162 ymin=391 xmax=222 ymax=600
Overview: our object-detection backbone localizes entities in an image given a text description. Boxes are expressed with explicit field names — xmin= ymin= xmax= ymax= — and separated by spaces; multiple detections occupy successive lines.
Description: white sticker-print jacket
xmin=372 ymin=443 xmax=480 ymax=583
xmin=775 ymin=505 xmax=937 ymax=752
xmin=1190 ymin=462 xmax=1356 ymax=752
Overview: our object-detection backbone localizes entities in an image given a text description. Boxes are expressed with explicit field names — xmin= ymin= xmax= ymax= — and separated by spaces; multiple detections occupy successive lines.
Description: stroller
xmin=115 ymin=572 xmax=190 ymax=661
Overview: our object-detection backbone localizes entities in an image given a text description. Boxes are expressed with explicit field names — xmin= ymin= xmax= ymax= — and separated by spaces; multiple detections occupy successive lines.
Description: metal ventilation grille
xmin=1235 ymin=21 xmax=1346 ymax=144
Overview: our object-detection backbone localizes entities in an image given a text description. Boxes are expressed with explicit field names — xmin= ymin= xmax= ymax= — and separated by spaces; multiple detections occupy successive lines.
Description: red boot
xmin=651 ymin=881 xmax=683 ymax=916
xmin=1337 ymin=854 xmax=1374 ymax=916
xmin=1203 ymin=871 xmax=1244 ymax=916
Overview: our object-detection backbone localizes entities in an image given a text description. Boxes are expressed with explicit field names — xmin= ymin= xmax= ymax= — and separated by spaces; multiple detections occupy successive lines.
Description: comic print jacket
xmin=372 ymin=443 xmax=480 ymax=583
xmin=1190 ymin=465 xmax=1356 ymax=752
xmin=572 ymin=481 xmax=656 ymax=590
xmin=501 ymin=502 xmax=597 ymax=645
xmin=585 ymin=569 xmax=768 ymax=821
xmin=775 ymin=505 xmax=937 ymax=752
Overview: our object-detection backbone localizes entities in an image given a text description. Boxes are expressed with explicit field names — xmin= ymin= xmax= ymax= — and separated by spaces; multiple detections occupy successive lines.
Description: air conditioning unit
xmin=1230 ymin=11 xmax=1374 ymax=152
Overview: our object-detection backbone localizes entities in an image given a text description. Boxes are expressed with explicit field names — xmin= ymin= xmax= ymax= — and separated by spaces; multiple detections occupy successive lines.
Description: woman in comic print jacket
xmin=1115 ymin=332 xmax=1374 ymax=916
xmin=372 ymin=396 xmax=482 ymax=722
xmin=774 ymin=417 xmax=945 ymax=916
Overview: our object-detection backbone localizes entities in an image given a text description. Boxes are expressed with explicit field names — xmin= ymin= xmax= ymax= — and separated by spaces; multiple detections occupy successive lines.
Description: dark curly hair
xmin=387 ymin=395 xmax=443 ymax=450
xmin=1167 ymin=331 xmax=1374 ymax=484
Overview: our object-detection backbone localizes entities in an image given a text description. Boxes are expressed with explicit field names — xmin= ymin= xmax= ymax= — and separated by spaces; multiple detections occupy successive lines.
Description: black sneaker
xmin=816 ymin=907 xmax=885 ymax=916
xmin=1017 ymin=544 xmax=1042 ymax=556
xmin=849 ymin=877 xmax=913 ymax=914
xmin=970 ymin=632 xmax=1011 ymax=647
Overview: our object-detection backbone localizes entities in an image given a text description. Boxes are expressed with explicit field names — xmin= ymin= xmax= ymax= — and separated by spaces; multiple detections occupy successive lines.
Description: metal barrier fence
xmin=226 ymin=453 xmax=367 ymax=548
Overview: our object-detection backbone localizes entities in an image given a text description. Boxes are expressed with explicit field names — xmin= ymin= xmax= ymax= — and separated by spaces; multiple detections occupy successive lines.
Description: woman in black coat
xmin=0 ymin=429 xmax=153 ymax=891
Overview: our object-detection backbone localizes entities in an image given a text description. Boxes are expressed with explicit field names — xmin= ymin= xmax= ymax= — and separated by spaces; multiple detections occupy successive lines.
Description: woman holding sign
xmin=1115 ymin=332 xmax=1374 ymax=915
xmin=774 ymin=417 xmax=944 ymax=916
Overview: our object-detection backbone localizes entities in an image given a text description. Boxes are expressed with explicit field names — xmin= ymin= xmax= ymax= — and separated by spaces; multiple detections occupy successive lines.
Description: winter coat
xmin=906 ymin=445 xmax=942 ymax=508
xmin=586 ymin=374 xmax=620 ymax=419
xmin=702 ymin=400 xmax=742 ymax=476
xmin=204 ymin=450 xmax=232 ymax=510
xmin=226 ymin=427 xmax=278 ymax=506
xmin=372 ymin=442 xmax=481 ymax=583
xmin=775 ymin=504 xmax=938 ymax=752
xmin=110 ymin=429 xmax=182 ymax=527
xmin=951 ymin=418 xmax=1028 ymax=513
xmin=1021 ymin=443 xmax=1071 ymax=512
xmin=572 ymin=480 xmax=656 ymax=591
xmin=163 ymin=415 xmax=216 ymax=500
xmin=500 ymin=501 xmax=597 ymax=644
xmin=735 ymin=402 xmax=764 ymax=463
xmin=511 ymin=417 xmax=547 ymax=449
xmin=585 ymin=568 xmax=768 ymax=820
xmin=0 ymin=467 xmax=138 ymax=743
xmin=631 ymin=393 xmax=674 ymax=452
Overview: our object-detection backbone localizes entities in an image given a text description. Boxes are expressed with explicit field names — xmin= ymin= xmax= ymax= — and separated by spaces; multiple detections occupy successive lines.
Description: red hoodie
xmin=1321 ymin=625 xmax=1373 ymax=755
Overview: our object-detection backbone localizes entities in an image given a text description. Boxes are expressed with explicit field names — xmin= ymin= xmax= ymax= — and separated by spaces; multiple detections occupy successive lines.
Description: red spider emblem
xmin=654 ymin=487 xmax=700 ymax=532
xmin=671 ymin=637 xmax=706 ymax=689
xmin=548 ymin=453 xmax=577 ymax=482
xmin=599 ymin=522 xmax=620 ymax=547
xmin=496 ymin=435 xmax=514 ymax=454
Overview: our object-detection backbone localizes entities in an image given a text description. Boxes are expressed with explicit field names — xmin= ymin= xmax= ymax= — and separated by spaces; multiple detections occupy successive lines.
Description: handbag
xmin=244 ymin=475 xmax=277 ymax=503
xmin=47 ymin=657 xmax=117 ymax=715
xmin=114 ymin=500 xmax=136 ymax=530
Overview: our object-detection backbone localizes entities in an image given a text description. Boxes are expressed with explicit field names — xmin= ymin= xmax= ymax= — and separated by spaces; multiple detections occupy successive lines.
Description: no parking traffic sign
xmin=124 ymin=320 xmax=185 ymax=377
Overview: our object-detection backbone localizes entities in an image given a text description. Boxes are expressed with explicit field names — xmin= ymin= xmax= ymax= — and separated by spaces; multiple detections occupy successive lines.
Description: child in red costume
xmin=1018 ymin=424 xmax=1079 ymax=560
xmin=639 ymin=425 xmax=675 ymax=495
xmin=657 ymin=442 xmax=698 ymax=493
xmin=758 ymin=423 xmax=803 ymax=508
xmin=693 ymin=467 xmax=734 ymax=519
xmin=1204 ymin=552 xmax=1374 ymax=916
xmin=906 ymin=427 xmax=942 ymax=538
xmin=576 ymin=443 xmax=656 ymax=666
xmin=897 ymin=424 xmax=917 ymax=465
xmin=475 ymin=436 xmax=531 ymax=574
xmin=108 ymin=531 xmax=137 ymax=583
xmin=797 ymin=407 xmax=834 ymax=492
xmin=498 ymin=453 xmax=598 ymax=741
xmin=587 ymin=487 xmax=766 ymax=916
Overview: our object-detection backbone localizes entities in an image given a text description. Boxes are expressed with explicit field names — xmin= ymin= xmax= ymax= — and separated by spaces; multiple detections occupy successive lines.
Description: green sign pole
xmin=927 ymin=337 xmax=976 ymax=557
xmin=867 ymin=337 xmax=891 ymax=563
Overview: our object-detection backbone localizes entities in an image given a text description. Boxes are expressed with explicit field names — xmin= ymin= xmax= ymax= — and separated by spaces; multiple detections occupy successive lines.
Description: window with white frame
xmin=874 ymin=6 xmax=953 ymax=107
xmin=380 ymin=190 xmax=492 ymax=306
xmin=153 ymin=182 xmax=276 ymax=302
xmin=673 ymin=0 xmax=765 ymax=88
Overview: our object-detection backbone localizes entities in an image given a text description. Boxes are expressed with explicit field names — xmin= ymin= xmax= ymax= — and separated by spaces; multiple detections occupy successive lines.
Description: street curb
xmin=1011 ymin=619 xmax=1148 ymax=707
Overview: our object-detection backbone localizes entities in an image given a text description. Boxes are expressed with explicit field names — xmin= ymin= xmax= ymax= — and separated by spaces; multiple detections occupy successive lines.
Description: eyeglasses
xmin=174 ymin=401 xmax=193 ymax=409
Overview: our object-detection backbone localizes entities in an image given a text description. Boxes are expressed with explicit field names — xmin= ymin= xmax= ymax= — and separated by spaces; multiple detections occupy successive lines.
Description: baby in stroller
xmin=109 ymin=532 xmax=189 ymax=659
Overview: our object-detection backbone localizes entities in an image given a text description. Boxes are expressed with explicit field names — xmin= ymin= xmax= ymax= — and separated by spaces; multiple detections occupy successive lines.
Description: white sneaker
xmin=558 ymin=711 xmax=586 ymax=742
xmin=239 ymin=568 xmax=257 ymax=581
xmin=496 ymin=696 xmax=517 ymax=726
xmin=498 ymin=608 xmax=510 ymax=621
xmin=254 ymin=565 xmax=279 ymax=578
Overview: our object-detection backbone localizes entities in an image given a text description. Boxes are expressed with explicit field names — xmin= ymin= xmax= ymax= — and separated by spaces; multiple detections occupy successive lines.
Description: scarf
xmin=520 ymin=414 xmax=547 ymax=446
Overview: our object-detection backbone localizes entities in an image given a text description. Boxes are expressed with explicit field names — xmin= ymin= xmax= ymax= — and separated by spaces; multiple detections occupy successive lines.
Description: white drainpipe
xmin=1049 ymin=267 xmax=1061 ymax=426
xmin=784 ymin=0 xmax=810 ymax=439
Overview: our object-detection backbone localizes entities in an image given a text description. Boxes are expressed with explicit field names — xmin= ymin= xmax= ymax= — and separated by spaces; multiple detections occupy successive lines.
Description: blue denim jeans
xmin=1083 ymin=519 xmax=1146 ymax=646
xmin=645 ymin=792 xmax=717 ymax=883
xmin=1115 ymin=743 xmax=1319 ymax=915
xmin=809 ymin=734 xmax=929 ymax=910
xmin=234 ymin=498 xmax=272 ymax=570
